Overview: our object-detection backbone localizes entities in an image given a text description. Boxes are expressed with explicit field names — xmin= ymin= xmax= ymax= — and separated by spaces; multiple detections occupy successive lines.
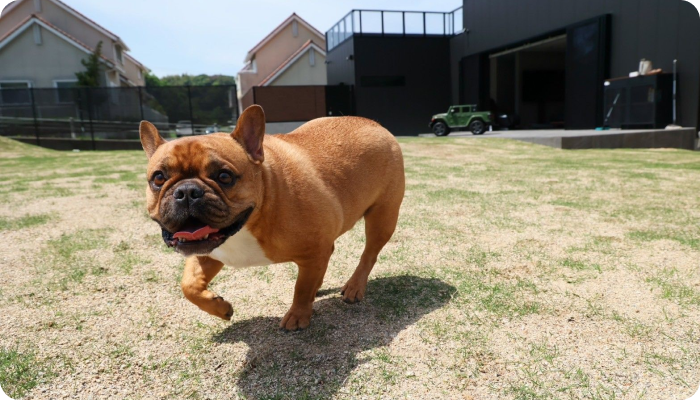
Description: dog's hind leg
xmin=341 ymin=197 xmax=401 ymax=304
xmin=181 ymin=256 xmax=233 ymax=320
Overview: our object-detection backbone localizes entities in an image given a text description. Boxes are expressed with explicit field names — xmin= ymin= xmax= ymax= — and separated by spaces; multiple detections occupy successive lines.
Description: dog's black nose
xmin=173 ymin=183 xmax=205 ymax=205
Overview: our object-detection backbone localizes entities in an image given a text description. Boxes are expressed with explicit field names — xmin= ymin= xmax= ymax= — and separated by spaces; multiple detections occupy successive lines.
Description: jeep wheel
xmin=470 ymin=119 xmax=486 ymax=135
xmin=433 ymin=122 xmax=450 ymax=137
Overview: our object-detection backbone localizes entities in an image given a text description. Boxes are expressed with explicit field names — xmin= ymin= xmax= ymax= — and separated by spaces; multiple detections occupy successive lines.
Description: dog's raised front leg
xmin=181 ymin=256 xmax=233 ymax=320
xmin=280 ymin=254 xmax=330 ymax=331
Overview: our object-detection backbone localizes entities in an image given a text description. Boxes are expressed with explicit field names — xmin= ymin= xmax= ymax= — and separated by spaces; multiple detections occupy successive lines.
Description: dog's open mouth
xmin=161 ymin=207 xmax=254 ymax=255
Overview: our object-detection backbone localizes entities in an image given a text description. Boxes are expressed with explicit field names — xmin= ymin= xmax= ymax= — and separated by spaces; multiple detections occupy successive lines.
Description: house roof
xmin=0 ymin=14 xmax=114 ymax=67
xmin=0 ymin=13 xmax=31 ymax=43
xmin=244 ymin=13 xmax=325 ymax=63
xmin=258 ymin=39 xmax=326 ymax=86
xmin=1 ymin=0 xmax=130 ymax=51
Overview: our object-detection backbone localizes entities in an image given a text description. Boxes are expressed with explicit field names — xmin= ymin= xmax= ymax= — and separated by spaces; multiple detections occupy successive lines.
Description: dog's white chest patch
xmin=208 ymin=227 xmax=273 ymax=268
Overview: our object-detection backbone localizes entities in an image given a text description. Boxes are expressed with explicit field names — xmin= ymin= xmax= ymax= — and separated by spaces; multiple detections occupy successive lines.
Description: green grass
xmin=561 ymin=257 xmax=602 ymax=273
xmin=46 ymin=229 xmax=110 ymax=261
xmin=2 ymin=136 xmax=700 ymax=399
xmin=368 ymin=275 xmax=456 ymax=321
xmin=425 ymin=188 xmax=482 ymax=202
xmin=647 ymin=268 xmax=700 ymax=307
xmin=627 ymin=230 xmax=700 ymax=251
xmin=0 ymin=213 xmax=54 ymax=231
xmin=0 ymin=348 xmax=54 ymax=399
xmin=40 ymin=229 xmax=112 ymax=289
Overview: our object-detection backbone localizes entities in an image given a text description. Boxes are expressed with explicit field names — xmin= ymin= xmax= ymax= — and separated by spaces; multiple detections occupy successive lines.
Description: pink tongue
xmin=173 ymin=226 xmax=219 ymax=241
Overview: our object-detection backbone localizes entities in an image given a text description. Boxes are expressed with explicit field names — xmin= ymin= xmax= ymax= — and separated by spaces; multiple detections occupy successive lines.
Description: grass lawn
xmin=0 ymin=136 xmax=699 ymax=399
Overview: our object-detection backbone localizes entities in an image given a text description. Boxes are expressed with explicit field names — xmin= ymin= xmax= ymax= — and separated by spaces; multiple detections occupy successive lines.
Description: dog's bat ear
xmin=139 ymin=121 xmax=166 ymax=159
xmin=232 ymin=105 xmax=265 ymax=164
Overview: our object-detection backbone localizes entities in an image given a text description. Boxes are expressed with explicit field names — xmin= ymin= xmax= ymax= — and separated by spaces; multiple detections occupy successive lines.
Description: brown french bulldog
xmin=139 ymin=105 xmax=405 ymax=330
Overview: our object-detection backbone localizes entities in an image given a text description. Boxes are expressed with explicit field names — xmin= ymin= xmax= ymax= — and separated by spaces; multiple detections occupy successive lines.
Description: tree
xmin=143 ymin=73 xmax=238 ymax=126
xmin=145 ymin=72 xmax=162 ymax=87
xmin=148 ymin=74 xmax=236 ymax=87
xmin=75 ymin=41 xmax=103 ymax=87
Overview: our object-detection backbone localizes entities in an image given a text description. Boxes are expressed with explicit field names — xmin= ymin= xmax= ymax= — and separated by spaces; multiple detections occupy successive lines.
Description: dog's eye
xmin=152 ymin=172 xmax=166 ymax=187
xmin=218 ymin=171 xmax=234 ymax=185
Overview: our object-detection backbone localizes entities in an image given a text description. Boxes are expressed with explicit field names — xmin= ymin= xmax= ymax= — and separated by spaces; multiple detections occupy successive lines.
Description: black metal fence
xmin=326 ymin=7 xmax=464 ymax=51
xmin=0 ymin=85 xmax=239 ymax=149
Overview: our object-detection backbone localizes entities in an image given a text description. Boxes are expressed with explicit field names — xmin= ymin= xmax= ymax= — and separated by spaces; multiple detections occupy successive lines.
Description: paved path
xmin=418 ymin=128 xmax=692 ymax=139
xmin=416 ymin=128 xmax=698 ymax=150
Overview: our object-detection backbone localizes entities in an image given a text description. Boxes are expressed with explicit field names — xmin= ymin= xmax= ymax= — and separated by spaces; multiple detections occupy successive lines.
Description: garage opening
xmin=489 ymin=34 xmax=566 ymax=129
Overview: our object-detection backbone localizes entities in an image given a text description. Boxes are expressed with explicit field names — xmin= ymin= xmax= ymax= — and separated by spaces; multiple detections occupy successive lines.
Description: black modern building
xmin=325 ymin=1 xmax=700 ymax=135
xmin=326 ymin=9 xmax=460 ymax=135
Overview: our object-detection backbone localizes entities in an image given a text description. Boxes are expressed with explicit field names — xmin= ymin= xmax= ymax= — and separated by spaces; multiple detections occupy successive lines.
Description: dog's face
xmin=139 ymin=106 xmax=266 ymax=257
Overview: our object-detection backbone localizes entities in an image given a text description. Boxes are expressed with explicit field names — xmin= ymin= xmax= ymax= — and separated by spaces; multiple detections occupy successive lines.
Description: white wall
xmin=271 ymin=48 xmax=327 ymax=86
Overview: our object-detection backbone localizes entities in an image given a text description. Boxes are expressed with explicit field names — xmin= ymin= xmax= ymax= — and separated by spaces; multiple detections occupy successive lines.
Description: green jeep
xmin=429 ymin=105 xmax=491 ymax=136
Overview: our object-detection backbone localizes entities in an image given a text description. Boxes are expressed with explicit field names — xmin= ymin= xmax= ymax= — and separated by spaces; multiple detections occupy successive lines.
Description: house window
xmin=54 ymin=80 xmax=78 ymax=103
xmin=0 ymin=81 xmax=31 ymax=104
xmin=138 ymin=69 xmax=143 ymax=80
xmin=309 ymin=48 xmax=315 ymax=66
xmin=115 ymin=45 xmax=124 ymax=65
xmin=292 ymin=20 xmax=298 ymax=37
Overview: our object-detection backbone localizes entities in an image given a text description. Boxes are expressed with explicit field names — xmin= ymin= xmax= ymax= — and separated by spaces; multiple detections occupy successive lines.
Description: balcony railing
xmin=326 ymin=7 xmax=464 ymax=51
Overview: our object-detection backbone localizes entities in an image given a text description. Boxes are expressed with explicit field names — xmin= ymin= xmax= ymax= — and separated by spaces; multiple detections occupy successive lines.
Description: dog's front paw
xmin=279 ymin=306 xmax=312 ymax=331
xmin=210 ymin=296 xmax=234 ymax=321
xmin=341 ymin=278 xmax=367 ymax=304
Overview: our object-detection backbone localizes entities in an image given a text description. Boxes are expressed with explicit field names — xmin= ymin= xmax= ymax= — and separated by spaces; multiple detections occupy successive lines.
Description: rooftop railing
xmin=326 ymin=7 xmax=464 ymax=51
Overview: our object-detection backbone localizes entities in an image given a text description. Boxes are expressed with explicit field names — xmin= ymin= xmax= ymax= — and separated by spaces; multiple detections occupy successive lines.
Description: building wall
xmin=0 ymin=0 xmax=147 ymax=87
xmin=350 ymin=35 xmax=452 ymax=135
xmin=238 ymin=21 xmax=326 ymax=98
xmin=241 ymin=88 xmax=255 ymax=110
xmin=255 ymin=22 xmax=325 ymax=80
xmin=0 ymin=24 xmax=102 ymax=87
xmin=271 ymin=49 xmax=327 ymax=86
xmin=325 ymin=36 xmax=355 ymax=86
xmin=104 ymin=69 xmax=119 ymax=87
xmin=37 ymin=0 xmax=119 ymax=65
xmin=238 ymin=72 xmax=256 ymax=102
xmin=450 ymin=0 xmax=700 ymax=128
xmin=123 ymin=56 xmax=145 ymax=86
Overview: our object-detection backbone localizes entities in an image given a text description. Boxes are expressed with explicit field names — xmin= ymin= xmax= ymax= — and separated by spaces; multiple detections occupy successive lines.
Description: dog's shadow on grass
xmin=212 ymin=275 xmax=455 ymax=399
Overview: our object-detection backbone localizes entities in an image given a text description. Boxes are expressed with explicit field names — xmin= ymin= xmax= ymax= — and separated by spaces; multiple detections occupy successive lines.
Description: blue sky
xmin=58 ymin=0 xmax=461 ymax=77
